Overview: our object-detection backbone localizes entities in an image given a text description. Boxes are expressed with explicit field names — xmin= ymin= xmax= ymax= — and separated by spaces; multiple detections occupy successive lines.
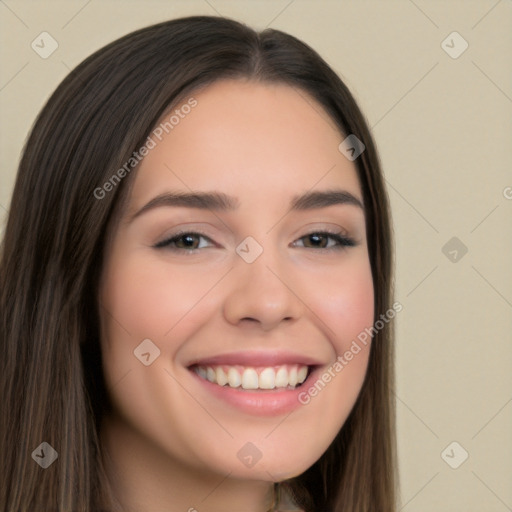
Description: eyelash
xmin=153 ymin=229 xmax=357 ymax=253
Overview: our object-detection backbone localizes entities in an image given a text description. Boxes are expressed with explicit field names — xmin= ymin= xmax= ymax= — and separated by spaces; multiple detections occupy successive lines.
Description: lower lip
xmin=189 ymin=367 xmax=320 ymax=416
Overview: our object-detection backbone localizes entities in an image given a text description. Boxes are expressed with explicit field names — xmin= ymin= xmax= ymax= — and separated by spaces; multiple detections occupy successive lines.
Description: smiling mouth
xmin=189 ymin=363 xmax=312 ymax=391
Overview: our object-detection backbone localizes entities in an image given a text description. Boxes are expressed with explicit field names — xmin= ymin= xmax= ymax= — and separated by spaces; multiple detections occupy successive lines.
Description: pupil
xmin=182 ymin=235 xmax=196 ymax=247
xmin=310 ymin=234 xmax=326 ymax=248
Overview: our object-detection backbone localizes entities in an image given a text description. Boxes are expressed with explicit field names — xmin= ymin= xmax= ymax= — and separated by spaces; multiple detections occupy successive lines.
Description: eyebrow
xmin=128 ymin=188 xmax=364 ymax=222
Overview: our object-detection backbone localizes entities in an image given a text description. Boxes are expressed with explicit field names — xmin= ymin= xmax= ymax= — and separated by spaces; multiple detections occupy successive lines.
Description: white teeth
xmin=297 ymin=366 xmax=308 ymax=384
xmin=227 ymin=367 xmax=241 ymax=388
xmin=242 ymin=368 xmax=259 ymax=389
xmin=288 ymin=366 xmax=298 ymax=386
xmin=193 ymin=363 xmax=310 ymax=390
xmin=206 ymin=367 xmax=216 ymax=383
xmin=258 ymin=368 xmax=276 ymax=389
xmin=215 ymin=367 xmax=228 ymax=386
xmin=275 ymin=367 xmax=288 ymax=388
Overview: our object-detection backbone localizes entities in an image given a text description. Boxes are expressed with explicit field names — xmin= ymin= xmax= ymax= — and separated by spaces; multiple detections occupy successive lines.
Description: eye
xmin=293 ymin=231 xmax=357 ymax=251
xmin=154 ymin=231 xmax=214 ymax=251
xmin=154 ymin=229 xmax=357 ymax=253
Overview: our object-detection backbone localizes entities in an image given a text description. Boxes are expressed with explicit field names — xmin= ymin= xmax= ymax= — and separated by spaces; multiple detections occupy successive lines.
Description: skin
xmin=98 ymin=78 xmax=374 ymax=512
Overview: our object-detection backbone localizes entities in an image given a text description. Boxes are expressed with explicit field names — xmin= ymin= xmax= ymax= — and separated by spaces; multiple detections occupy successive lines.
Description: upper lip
xmin=187 ymin=350 xmax=324 ymax=368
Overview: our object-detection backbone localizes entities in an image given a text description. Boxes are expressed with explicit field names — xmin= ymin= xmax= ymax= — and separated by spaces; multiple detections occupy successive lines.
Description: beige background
xmin=1 ymin=1 xmax=511 ymax=510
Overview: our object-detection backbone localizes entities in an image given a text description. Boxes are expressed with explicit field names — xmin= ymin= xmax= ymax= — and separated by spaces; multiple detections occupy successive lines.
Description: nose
xmin=222 ymin=244 xmax=303 ymax=332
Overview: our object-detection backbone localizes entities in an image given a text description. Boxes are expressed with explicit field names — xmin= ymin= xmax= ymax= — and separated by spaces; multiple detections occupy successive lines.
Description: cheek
xmin=98 ymin=251 xmax=228 ymax=400
xmin=310 ymin=256 xmax=375 ymax=349
xmin=98 ymin=252 xmax=228 ymax=461
xmin=100 ymin=253 xmax=220 ymax=343
xmin=295 ymin=257 xmax=374 ymax=425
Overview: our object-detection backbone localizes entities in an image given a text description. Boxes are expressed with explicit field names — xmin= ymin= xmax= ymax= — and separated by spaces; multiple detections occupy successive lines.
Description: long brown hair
xmin=0 ymin=15 xmax=397 ymax=511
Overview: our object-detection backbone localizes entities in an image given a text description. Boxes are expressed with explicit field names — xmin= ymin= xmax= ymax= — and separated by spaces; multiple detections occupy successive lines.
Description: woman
xmin=0 ymin=15 xmax=397 ymax=512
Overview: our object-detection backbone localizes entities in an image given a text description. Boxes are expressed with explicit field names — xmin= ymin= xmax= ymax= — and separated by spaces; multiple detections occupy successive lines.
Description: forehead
xmin=128 ymin=79 xmax=362 ymax=208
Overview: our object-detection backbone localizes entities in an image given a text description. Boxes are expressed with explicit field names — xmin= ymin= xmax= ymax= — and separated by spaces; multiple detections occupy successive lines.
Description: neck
xmin=99 ymin=412 xmax=275 ymax=512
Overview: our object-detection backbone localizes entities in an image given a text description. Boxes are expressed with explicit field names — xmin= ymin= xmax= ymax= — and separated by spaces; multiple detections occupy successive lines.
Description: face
xmin=98 ymin=79 xmax=374 ymax=482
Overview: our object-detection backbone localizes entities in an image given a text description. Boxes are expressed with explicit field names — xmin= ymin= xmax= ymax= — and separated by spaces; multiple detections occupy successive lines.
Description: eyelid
xmin=152 ymin=222 xmax=220 ymax=245
xmin=153 ymin=227 xmax=358 ymax=252
xmin=153 ymin=230 xmax=217 ymax=249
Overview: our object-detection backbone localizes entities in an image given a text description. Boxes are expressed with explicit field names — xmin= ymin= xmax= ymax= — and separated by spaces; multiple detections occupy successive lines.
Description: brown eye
xmin=174 ymin=234 xmax=200 ymax=249
xmin=302 ymin=233 xmax=329 ymax=248
xmin=295 ymin=231 xmax=356 ymax=251
xmin=154 ymin=232 xmax=214 ymax=251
